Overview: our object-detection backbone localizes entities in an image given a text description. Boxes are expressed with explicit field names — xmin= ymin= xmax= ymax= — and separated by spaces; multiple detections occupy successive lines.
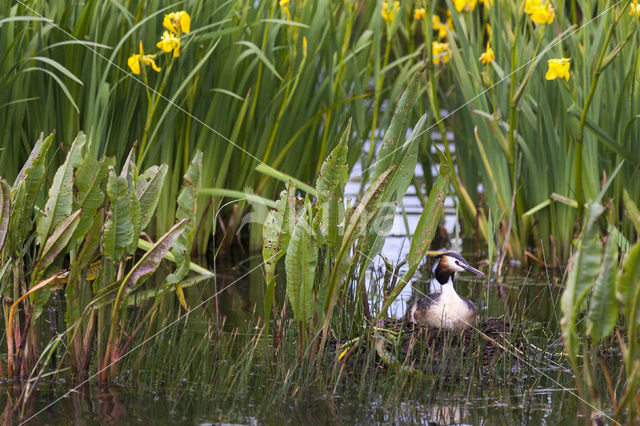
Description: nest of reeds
xmin=370 ymin=317 xmax=535 ymax=376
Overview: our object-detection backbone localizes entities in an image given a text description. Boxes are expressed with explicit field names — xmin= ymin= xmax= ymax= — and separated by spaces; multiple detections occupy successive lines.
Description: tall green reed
xmin=0 ymin=1 xmax=421 ymax=253
xmin=429 ymin=0 xmax=639 ymax=263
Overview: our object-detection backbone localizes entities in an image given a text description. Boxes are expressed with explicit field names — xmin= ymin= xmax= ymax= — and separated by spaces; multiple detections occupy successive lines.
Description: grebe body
xmin=405 ymin=252 xmax=483 ymax=330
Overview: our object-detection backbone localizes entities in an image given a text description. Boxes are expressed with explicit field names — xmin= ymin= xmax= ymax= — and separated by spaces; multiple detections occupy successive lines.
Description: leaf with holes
xmin=167 ymin=152 xmax=202 ymax=284
xmin=36 ymin=132 xmax=85 ymax=246
xmin=136 ymin=164 xmax=168 ymax=230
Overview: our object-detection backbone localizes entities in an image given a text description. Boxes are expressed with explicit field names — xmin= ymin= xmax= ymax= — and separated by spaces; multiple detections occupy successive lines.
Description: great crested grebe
xmin=405 ymin=252 xmax=484 ymax=330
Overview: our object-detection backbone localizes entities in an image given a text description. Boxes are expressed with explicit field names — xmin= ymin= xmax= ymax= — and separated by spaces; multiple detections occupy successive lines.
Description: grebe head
xmin=434 ymin=252 xmax=484 ymax=285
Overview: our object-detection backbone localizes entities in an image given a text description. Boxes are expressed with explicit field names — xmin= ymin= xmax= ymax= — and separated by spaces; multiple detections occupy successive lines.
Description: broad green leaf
xmin=10 ymin=132 xmax=54 ymax=247
xmin=0 ymin=178 xmax=10 ymax=255
xmin=167 ymin=151 xmax=202 ymax=284
xmin=407 ymin=152 xmax=450 ymax=270
xmin=121 ymin=218 xmax=190 ymax=294
xmin=72 ymin=157 xmax=109 ymax=245
xmin=561 ymin=203 xmax=605 ymax=368
xmin=36 ymin=132 xmax=86 ymax=246
xmin=136 ymin=164 xmax=168 ymax=230
xmin=37 ymin=209 xmax=82 ymax=275
xmin=362 ymin=114 xmax=426 ymax=270
xmin=121 ymin=149 xmax=141 ymax=255
xmin=587 ymin=227 xmax=620 ymax=342
xmin=106 ymin=219 xmax=190 ymax=369
xmin=315 ymin=121 xmax=349 ymax=251
xmin=285 ymin=213 xmax=318 ymax=322
xmin=137 ymin=238 xmax=212 ymax=276
xmin=263 ymin=187 xmax=295 ymax=324
xmin=31 ymin=209 xmax=82 ymax=320
xmin=376 ymin=152 xmax=450 ymax=320
xmin=103 ymin=168 xmax=134 ymax=261
xmin=66 ymin=209 xmax=104 ymax=325
xmin=323 ymin=168 xmax=393 ymax=314
xmin=370 ymin=71 xmax=422 ymax=182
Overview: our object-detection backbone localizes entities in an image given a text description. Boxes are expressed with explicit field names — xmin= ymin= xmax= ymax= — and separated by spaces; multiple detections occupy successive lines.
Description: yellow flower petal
xmin=479 ymin=42 xmax=495 ymax=64
xmin=438 ymin=23 xmax=448 ymax=39
xmin=414 ymin=8 xmax=426 ymax=20
xmin=164 ymin=11 xmax=191 ymax=34
xmin=432 ymin=41 xmax=452 ymax=64
xmin=453 ymin=0 xmax=466 ymax=12
xmin=530 ymin=2 xmax=554 ymax=24
xmin=178 ymin=11 xmax=190 ymax=34
xmin=140 ymin=53 xmax=161 ymax=72
xmin=545 ymin=58 xmax=570 ymax=81
xmin=524 ymin=0 xmax=542 ymax=15
xmin=127 ymin=53 xmax=141 ymax=75
xmin=157 ymin=31 xmax=181 ymax=55
xmin=163 ymin=14 xmax=177 ymax=34
xmin=381 ymin=1 xmax=400 ymax=23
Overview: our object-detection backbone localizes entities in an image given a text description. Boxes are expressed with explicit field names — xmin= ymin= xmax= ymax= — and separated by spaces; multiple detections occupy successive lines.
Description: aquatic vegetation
xmin=560 ymin=195 xmax=640 ymax=423
xmin=0 ymin=1 xmax=419 ymax=254
xmin=0 ymin=131 xmax=210 ymax=382
xmin=438 ymin=0 xmax=640 ymax=264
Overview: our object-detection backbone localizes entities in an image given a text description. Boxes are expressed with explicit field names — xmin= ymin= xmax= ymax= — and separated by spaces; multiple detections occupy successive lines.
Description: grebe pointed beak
xmin=461 ymin=263 xmax=484 ymax=276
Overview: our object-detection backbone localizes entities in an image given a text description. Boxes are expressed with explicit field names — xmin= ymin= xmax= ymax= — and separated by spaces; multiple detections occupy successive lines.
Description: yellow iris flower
xmin=526 ymin=0 xmax=554 ymax=24
xmin=524 ymin=0 xmax=541 ymax=15
xmin=127 ymin=41 xmax=161 ymax=75
xmin=163 ymin=11 xmax=190 ymax=34
xmin=479 ymin=0 xmax=493 ymax=7
xmin=414 ymin=8 xmax=426 ymax=20
xmin=157 ymin=31 xmax=181 ymax=57
xmin=279 ymin=0 xmax=291 ymax=20
xmin=432 ymin=15 xmax=448 ymax=39
xmin=453 ymin=0 xmax=478 ymax=13
xmin=381 ymin=1 xmax=400 ymax=23
xmin=545 ymin=58 xmax=570 ymax=81
xmin=631 ymin=0 xmax=640 ymax=17
xmin=432 ymin=41 xmax=452 ymax=64
xmin=531 ymin=3 xmax=554 ymax=24
xmin=479 ymin=42 xmax=495 ymax=64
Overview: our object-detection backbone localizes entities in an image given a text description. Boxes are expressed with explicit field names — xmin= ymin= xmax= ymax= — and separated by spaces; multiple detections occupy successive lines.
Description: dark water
xmin=2 ymin=257 xmax=618 ymax=425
